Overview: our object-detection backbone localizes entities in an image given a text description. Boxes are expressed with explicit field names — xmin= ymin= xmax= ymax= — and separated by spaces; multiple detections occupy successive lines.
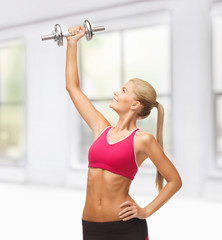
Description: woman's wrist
xmin=144 ymin=206 xmax=152 ymax=218
xmin=67 ymin=41 xmax=78 ymax=47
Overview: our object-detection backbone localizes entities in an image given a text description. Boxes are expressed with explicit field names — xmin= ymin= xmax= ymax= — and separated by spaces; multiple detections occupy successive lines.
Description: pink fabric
xmin=88 ymin=126 xmax=139 ymax=180
xmin=145 ymin=235 xmax=149 ymax=240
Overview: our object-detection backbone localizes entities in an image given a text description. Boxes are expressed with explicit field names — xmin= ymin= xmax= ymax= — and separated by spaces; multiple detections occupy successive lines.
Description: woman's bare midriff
xmin=82 ymin=167 xmax=137 ymax=222
xmin=82 ymin=129 xmax=148 ymax=222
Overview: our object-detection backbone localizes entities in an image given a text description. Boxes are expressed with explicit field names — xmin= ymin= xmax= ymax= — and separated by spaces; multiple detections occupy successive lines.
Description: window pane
xmin=216 ymin=96 xmax=222 ymax=168
xmin=212 ymin=14 xmax=222 ymax=92
xmin=123 ymin=24 xmax=171 ymax=94
xmin=0 ymin=105 xmax=25 ymax=163
xmin=212 ymin=13 xmax=222 ymax=168
xmin=123 ymin=25 xmax=171 ymax=168
xmin=0 ymin=40 xmax=25 ymax=102
xmin=80 ymin=31 xmax=122 ymax=99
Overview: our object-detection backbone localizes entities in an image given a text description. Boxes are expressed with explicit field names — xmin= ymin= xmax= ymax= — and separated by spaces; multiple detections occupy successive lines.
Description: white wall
xmin=0 ymin=0 xmax=221 ymax=202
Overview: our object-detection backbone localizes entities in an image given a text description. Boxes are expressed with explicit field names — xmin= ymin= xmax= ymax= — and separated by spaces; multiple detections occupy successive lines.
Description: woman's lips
xmin=112 ymin=98 xmax=118 ymax=102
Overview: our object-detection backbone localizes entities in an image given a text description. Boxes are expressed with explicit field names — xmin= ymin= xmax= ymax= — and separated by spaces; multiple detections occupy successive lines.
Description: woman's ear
xmin=131 ymin=101 xmax=141 ymax=111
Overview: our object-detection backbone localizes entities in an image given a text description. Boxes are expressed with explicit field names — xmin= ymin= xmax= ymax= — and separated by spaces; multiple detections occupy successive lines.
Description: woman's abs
xmin=82 ymin=168 xmax=135 ymax=222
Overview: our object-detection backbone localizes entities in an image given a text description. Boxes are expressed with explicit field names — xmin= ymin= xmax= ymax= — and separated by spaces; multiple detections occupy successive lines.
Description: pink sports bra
xmin=88 ymin=126 xmax=140 ymax=180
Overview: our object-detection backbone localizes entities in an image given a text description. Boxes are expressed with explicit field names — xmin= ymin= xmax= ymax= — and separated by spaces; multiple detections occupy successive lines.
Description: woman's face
xmin=109 ymin=81 xmax=140 ymax=115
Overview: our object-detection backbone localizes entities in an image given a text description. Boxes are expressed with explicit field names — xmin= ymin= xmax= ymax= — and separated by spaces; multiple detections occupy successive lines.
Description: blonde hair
xmin=129 ymin=78 xmax=165 ymax=193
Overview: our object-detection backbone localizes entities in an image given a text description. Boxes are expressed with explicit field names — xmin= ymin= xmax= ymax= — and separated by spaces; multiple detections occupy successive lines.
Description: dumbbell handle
xmin=92 ymin=26 xmax=105 ymax=33
xmin=63 ymin=32 xmax=77 ymax=37
xmin=41 ymin=34 xmax=56 ymax=41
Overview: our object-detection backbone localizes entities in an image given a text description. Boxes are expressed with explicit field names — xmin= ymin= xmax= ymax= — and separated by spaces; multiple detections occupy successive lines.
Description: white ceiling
xmin=0 ymin=0 xmax=150 ymax=30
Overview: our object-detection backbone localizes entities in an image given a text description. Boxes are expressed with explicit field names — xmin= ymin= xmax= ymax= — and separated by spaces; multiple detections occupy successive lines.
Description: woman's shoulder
xmin=136 ymin=129 xmax=155 ymax=145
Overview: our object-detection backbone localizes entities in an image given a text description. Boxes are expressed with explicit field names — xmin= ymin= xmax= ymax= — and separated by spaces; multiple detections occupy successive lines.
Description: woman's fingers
xmin=119 ymin=205 xmax=136 ymax=215
xmin=68 ymin=25 xmax=84 ymax=34
xmin=120 ymin=209 xmax=136 ymax=218
xmin=79 ymin=26 xmax=86 ymax=36
xmin=66 ymin=25 xmax=86 ymax=43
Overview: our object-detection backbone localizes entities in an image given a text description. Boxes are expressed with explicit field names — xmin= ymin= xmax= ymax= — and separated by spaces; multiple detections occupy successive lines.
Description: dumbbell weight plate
xmin=54 ymin=24 xmax=64 ymax=47
xmin=83 ymin=19 xmax=93 ymax=41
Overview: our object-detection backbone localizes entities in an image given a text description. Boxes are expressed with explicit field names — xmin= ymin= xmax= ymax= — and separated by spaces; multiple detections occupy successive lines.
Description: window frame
xmin=69 ymin=11 xmax=173 ymax=175
xmin=0 ymin=38 xmax=27 ymax=167
xmin=206 ymin=2 xmax=222 ymax=178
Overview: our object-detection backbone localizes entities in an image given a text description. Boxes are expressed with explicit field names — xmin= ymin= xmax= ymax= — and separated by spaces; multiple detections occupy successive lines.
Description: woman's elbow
xmin=170 ymin=176 xmax=182 ymax=189
xmin=176 ymin=177 xmax=183 ymax=189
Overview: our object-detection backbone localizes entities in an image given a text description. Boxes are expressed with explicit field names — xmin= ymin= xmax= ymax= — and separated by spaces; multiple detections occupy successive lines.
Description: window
xmin=212 ymin=11 xmax=222 ymax=168
xmin=0 ymin=39 xmax=26 ymax=166
xmin=70 ymin=12 xmax=172 ymax=172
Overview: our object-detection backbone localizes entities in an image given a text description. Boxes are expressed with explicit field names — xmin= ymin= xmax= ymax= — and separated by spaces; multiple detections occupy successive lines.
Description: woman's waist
xmin=82 ymin=203 xmax=123 ymax=222
xmin=82 ymin=194 xmax=136 ymax=221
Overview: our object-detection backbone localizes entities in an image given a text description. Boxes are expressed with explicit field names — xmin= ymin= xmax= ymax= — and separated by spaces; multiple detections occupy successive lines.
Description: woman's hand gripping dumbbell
xmin=66 ymin=25 xmax=86 ymax=45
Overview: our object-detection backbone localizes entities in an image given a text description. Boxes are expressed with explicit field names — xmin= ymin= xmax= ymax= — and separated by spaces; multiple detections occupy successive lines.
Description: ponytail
xmin=154 ymin=102 xmax=165 ymax=193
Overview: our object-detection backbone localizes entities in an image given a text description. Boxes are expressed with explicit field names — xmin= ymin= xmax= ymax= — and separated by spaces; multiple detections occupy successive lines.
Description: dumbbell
xmin=41 ymin=19 xmax=105 ymax=47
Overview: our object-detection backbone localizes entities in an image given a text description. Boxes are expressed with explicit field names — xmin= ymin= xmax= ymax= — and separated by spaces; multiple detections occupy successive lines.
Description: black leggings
xmin=82 ymin=217 xmax=149 ymax=240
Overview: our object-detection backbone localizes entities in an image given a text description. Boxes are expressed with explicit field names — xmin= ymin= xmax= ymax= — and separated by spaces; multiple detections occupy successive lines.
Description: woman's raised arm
xmin=65 ymin=26 xmax=111 ymax=136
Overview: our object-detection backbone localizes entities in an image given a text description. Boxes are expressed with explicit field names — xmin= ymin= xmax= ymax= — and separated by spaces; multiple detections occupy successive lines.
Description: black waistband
xmin=82 ymin=217 xmax=146 ymax=234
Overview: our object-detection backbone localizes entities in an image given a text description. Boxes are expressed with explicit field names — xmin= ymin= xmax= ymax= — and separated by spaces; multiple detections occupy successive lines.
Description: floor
xmin=0 ymin=182 xmax=221 ymax=240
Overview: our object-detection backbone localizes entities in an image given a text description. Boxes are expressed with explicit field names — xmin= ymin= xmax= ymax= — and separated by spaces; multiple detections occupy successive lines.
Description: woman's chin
xmin=109 ymin=102 xmax=113 ymax=108
xmin=109 ymin=104 xmax=116 ymax=111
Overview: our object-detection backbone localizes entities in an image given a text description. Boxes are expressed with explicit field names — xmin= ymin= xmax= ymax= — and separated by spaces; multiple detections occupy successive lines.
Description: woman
xmin=65 ymin=25 xmax=182 ymax=240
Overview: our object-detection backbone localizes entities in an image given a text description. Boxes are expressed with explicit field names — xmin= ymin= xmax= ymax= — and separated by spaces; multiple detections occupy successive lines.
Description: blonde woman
xmin=66 ymin=25 xmax=182 ymax=240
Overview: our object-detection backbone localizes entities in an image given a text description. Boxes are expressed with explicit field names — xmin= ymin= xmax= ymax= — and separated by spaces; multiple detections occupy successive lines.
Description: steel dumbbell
xmin=41 ymin=19 xmax=105 ymax=47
